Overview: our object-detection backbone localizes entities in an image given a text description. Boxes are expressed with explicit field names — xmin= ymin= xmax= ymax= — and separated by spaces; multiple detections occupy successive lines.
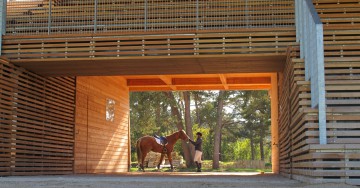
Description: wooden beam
xmin=227 ymin=77 xmax=271 ymax=85
xmin=158 ymin=75 xmax=176 ymax=90
xmin=11 ymin=54 xmax=286 ymax=77
xmin=270 ymin=73 xmax=279 ymax=174
xmin=172 ymin=77 xmax=222 ymax=85
xmin=126 ymin=74 xmax=272 ymax=91
xmin=129 ymin=86 xmax=172 ymax=92
xmin=219 ymin=74 xmax=229 ymax=90
xmin=129 ymin=83 xmax=271 ymax=91
xmin=127 ymin=78 xmax=166 ymax=86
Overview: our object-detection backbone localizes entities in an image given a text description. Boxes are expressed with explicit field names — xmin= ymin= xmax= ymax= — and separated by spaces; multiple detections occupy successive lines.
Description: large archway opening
xmin=72 ymin=72 xmax=280 ymax=174
xmin=129 ymin=90 xmax=272 ymax=173
xmin=124 ymin=73 xmax=278 ymax=173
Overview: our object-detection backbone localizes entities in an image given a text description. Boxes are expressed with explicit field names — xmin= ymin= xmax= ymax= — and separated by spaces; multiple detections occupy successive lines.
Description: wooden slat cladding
xmin=279 ymin=46 xmax=317 ymax=180
xmin=314 ymin=0 xmax=360 ymax=28
xmin=0 ymin=60 xmax=76 ymax=176
xmin=279 ymin=46 xmax=360 ymax=185
xmin=2 ymin=28 xmax=296 ymax=61
xmin=277 ymin=2 xmax=360 ymax=185
xmin=75 ymin=76 xmax=129 ymax=174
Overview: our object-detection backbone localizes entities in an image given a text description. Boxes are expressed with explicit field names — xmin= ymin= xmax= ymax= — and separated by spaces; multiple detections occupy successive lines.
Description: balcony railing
xmin=6 ymin=0 xmax=294 ymax=35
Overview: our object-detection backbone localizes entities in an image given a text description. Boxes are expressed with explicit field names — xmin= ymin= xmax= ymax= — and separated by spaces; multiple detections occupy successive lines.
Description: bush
xmin=265 ymin=162 xmax=272 ymax=169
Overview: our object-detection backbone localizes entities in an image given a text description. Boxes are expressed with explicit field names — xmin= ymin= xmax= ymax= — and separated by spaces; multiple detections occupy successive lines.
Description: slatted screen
xmin=6 ymin=0 xmax=294 ymax=35
xmin=0 ymin=60 xmax=76 ymax=175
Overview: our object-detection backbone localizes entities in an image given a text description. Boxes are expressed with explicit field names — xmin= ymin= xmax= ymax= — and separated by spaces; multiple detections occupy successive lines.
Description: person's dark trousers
xmin=195 ymin=162 xmax=201 ymax=172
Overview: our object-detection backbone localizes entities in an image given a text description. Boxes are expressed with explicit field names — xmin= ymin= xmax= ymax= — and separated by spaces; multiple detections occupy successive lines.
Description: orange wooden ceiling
xmin=125 ymin=73 xmax=272 ymax=91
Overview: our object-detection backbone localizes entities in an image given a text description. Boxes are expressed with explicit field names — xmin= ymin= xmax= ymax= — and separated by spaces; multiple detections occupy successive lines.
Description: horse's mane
xmin=166 ymin=130 xmax=184 ymax=141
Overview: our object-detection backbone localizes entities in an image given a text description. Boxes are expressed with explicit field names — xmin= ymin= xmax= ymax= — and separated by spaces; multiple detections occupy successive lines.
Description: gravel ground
xmin=0 ymin=173 xmax=357 ymax=188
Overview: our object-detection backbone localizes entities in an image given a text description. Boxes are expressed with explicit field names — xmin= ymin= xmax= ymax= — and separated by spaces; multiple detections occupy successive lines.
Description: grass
xmin=130 ymin=160 xmax=272 ymax=173
xmin=130 ymin=167 xmax=272 ymax=173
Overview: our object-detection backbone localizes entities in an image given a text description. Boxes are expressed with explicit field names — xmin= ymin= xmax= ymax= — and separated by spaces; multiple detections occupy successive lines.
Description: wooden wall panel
xmin=0 ymin=60 xmax=76 ymax=176
xmin=75 ymin=76 xmax=129 ymax=174
xmin=279 ymin=46 xmax=360 ymax=185
xmin=0 ymin=61 xmax=13 ymax=176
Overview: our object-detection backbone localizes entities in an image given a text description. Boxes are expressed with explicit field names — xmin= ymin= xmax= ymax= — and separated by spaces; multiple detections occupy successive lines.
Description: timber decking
xmin=0 ymin=59 xmax=76 ymax=176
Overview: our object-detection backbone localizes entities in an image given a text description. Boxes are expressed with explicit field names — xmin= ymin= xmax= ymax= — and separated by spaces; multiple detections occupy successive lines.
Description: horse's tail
xmin=136 ymin=138 xmax=142 ymax=166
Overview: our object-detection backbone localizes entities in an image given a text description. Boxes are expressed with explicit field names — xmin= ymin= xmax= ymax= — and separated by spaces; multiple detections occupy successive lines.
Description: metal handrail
xmin=5 ymin=0 xmax=294 ymax=35
xmin=295 ymin=0 xmax=326 ymax=144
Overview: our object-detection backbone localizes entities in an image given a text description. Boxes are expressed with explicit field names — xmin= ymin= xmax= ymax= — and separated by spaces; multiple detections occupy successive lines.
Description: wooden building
xmin=0 ymin=0 xmax=359 ymax=185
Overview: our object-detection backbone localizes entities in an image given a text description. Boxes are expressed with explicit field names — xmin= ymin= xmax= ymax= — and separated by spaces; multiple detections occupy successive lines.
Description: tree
xmin=130 ymin=90 xmax=271 ymax=167
xmin=213 ymin=91 xmax=225 ymax=169
xmin=232 ymin=91 xmax=271 ymax=161
xmin=183 ymin=91 xmax=195 ymax=166
xmin=164 ymin=91 xmax=194 ymax=167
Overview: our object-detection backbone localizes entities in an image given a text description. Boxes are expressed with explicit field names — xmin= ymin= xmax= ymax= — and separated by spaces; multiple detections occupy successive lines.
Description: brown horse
xmin=136 ymin=129 xmax=189 ymax=172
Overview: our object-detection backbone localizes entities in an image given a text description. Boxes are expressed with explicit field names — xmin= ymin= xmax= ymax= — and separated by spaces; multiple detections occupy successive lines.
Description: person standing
xmin=189 ymin=132 xmax=203 ymax=172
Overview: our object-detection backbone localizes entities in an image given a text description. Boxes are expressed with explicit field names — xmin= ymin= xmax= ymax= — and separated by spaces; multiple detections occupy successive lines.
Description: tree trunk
xmin=260 ymin=129 xmax=265 ymax=161
xmin=219 ymin=133 xmax=222 ymax=161
xmin=250 ymin=135 xmax=255 ymax=160
xmin=183 ymin=91 xmax=195 ymax=166
xmin=213 ymin=91 xmax=225 ymax=169
xmin=193 ymin=92 xmax=201 ymax=125
xmin=164 ymin=92 xmax=193 ymax=167
xmin=155 ymin=103 xmax=161 ymax=134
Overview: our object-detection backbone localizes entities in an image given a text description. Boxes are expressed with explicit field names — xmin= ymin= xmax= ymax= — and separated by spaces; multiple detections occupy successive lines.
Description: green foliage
xmin=222 ymin=139 xmax=251 ymax=161
xmin=130 ymin=90 xmax=272 ymax=164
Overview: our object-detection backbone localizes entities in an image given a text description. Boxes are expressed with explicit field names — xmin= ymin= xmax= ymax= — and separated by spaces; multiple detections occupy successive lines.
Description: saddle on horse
xmin=154 ymin=135 xmax=168 ymax=153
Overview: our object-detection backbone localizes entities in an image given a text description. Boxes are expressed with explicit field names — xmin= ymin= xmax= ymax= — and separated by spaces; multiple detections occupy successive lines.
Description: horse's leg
xmin=157 ymin=154 xmax=165 ymax=170
xmin=141 ymin=152 xmax=148 ymax=172
xmin=136 ymin=140 xmax=142 ymax=171
xmin=167 ymin=152 xmax=174 ymax=171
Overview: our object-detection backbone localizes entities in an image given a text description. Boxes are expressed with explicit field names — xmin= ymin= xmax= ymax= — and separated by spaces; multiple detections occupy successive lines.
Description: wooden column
xmin=270 ymin=73 xmax=279 ymax=174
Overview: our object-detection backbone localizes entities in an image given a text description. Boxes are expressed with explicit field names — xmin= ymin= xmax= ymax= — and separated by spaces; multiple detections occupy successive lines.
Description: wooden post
xmin=271 ymin=73 xmax=279 ymax=174
xmin=128 ymin=110 xmax=131 ymax=172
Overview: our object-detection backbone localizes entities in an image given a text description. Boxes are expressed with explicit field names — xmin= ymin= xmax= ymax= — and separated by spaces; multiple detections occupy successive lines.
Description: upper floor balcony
xmin=2 ymin=0 xmax=296 ymax=76
xmin=6 ymin=0 xmax=294 ymax=35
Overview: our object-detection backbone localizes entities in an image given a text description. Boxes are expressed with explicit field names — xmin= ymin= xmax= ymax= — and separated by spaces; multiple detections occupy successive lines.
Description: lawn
xmin=130 ymin=160 xmax=272 ymax=173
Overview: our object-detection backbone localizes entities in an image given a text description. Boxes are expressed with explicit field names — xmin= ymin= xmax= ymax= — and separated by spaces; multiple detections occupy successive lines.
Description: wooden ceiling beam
xmin=218 ymin=74 xmax=229 ymax=90
xmin=126 ymin=75 xmax=272 ymax=91
xmin=158 ymin=75 xmax=177 ymax=90
xmin=13 ymin=55 xmax=285 ymax=77
xmin=227 ymin=77 xmax=271 ymax=85
xmin=129 ymin=86 xmax=172 ymax=92
xmin=172 ymin=77 xmax=222 ymax=85
xmin=228 ymin=85 xmax=271 ymax=90
xmin=127 ymin=78 xmax=166 ymax=86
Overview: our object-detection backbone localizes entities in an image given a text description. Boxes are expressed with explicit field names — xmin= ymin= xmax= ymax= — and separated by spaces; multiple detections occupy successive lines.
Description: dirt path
xmin=0 ymin=173 xmax=356 ymax=188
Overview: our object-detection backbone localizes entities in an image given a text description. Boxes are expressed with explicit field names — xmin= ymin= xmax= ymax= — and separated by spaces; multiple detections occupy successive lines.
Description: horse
xmin=136 ymin=129 xmax=189 ymax=172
